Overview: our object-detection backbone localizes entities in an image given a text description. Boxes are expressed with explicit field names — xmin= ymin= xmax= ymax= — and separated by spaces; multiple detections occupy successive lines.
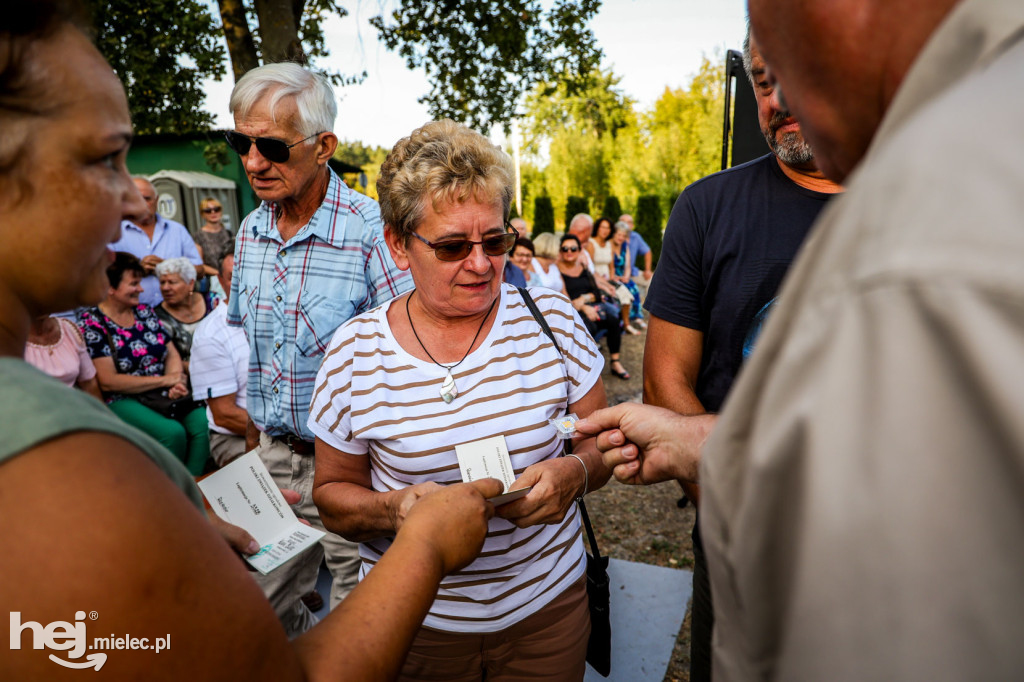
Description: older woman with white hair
xmin=309 ymin=119 xmax=612 ymax=681
xmin=154 ymin=256 xmax=212 ymax=366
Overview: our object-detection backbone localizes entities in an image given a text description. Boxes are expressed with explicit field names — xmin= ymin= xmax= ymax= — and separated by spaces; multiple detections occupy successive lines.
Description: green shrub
xmin=602 ymin=196 xmax=622 ymax=222
xmin=565 ymin=196 xmax=589 ymax=231
xmin=533 ymin=196 xmax=555 ymax=235
xmin=636 ymin=195 xmax=664 ymax=267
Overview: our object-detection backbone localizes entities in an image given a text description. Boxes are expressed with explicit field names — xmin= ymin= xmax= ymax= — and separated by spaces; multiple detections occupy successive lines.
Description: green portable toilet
xmin=148 ymin=170 xmax=241 ymax=237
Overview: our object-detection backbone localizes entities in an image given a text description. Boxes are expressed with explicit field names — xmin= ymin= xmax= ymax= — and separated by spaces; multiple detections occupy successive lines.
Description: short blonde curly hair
xmin=377 ymin=120 xmax=514 ymax=240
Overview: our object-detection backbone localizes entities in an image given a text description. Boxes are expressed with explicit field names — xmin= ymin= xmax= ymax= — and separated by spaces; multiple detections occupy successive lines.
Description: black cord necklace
xmin=405 ymin=290 xmax=498 ymax=404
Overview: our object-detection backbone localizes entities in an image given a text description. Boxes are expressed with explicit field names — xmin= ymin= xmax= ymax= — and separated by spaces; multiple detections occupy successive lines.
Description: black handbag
xmin=133 ymin=387 xmax=197 ymax=421
xmin=518 ymin=287 xmax=612 ymax=677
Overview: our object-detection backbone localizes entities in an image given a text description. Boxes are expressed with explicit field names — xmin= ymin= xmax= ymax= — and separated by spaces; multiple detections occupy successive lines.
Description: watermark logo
xmin=9 ymin=611 xmax=170 ymax=671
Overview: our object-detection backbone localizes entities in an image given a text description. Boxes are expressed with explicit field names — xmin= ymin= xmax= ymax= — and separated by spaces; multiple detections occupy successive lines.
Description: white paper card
xmin=198 ymin=450 xmax=325 ymax=575
xmin=455 ymin=435 xmax=517 ymax=492
xmin=488 ymin=485 xmax=533 ymax=506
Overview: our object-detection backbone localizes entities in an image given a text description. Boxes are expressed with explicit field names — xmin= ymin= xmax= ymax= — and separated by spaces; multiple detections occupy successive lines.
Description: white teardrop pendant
xmin=439 ymin=368 xmax=458 ymax=404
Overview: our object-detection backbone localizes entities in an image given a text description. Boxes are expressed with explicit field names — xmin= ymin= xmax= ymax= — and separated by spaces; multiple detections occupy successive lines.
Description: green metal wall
xmin=126 ymin=137 xmax=260 ymax=216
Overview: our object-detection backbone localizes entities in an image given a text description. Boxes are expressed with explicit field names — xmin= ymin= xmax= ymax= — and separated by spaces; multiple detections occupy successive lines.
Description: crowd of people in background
xmin=6 ymin=0 xmax=1024 ymax=679
xmin=499 ymin=210 xmax=652 ymax=381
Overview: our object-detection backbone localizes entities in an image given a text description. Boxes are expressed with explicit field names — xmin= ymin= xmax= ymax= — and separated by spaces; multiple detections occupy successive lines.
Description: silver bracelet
xmin=566 ymin=453 xmax=588 ymax=500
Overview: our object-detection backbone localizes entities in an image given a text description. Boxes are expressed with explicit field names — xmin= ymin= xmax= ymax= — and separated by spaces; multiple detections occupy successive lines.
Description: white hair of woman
xmin=154 ymin=257 xmax=196 ymax=284
xmin=228 ymin=62 xmax=337 ymax=139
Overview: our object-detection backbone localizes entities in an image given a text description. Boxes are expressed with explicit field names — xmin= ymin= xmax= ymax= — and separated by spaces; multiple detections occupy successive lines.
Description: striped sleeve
xmin=307 ymin=315 xmax=371 ymax=455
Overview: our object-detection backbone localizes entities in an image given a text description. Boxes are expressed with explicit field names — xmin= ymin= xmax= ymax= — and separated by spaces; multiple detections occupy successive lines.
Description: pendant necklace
xmin=406 ymin=291 xmax=497 ymax=404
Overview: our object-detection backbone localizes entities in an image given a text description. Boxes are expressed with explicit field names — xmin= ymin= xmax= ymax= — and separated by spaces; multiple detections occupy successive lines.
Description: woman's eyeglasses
xmin=411 ymin=224 xmax=519 ymax=262
xmin=223 ymin=131 xmax=322 ymax=163
xmin=202 ymin=206 xmax=222 ymax=214
xmin=560 ymin=245 xmax=580 ymax=253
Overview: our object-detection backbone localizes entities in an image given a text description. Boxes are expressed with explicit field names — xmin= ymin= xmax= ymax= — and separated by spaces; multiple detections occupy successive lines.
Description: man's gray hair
xmin=229 ymin=63 xmax=337 ymax=138
xmin=155 ymin=257 xmax=197 ymax=284
xmin=742 ymin=23 xmax=754 ymax=84
xmin=569 ymin=213 xmax=593 ymax=231
xmin=131 ymin=175 xmax=154 ymax=191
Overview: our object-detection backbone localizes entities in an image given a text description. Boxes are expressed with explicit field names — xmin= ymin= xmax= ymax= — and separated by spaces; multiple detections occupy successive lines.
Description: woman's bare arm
xmin=92 ymin=355 xmax=176 ymax=394
xmin=0 ymin=432 xmax=500 ymax=680
xmin=312 ymin=440 xmax=442 ymax=542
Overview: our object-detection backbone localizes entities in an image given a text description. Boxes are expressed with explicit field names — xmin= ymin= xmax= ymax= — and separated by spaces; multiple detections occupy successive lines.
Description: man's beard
xmin=763 ymin=111 xmax=814 ymax=166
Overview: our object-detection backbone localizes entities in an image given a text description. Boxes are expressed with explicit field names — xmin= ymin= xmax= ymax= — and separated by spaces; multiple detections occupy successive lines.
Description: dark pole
xmin=721 ymin=50 xmax=742 ymax=171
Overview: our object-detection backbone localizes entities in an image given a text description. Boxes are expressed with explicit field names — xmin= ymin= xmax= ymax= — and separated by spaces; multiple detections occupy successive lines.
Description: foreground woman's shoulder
xmin=0 ymin=358 xmax=203 ymax=510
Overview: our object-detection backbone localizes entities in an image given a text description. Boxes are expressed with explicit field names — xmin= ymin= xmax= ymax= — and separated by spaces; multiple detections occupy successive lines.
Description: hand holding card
xmin=198 ymin=451 xmax=325 ymax=574
xmin=454 ymin=435 xmax=533 ymax=505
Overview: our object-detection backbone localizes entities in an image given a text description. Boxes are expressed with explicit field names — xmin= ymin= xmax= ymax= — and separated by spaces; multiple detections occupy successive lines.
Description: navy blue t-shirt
xmin=645 ymin=154 xmax=834 ymax=412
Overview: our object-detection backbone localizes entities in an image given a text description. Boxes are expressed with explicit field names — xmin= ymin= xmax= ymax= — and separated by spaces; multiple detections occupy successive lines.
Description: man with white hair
xmin=567 ymin=212 xmax=595 ymax=271
xmin=109 ymin=177 xmax=202 ymax=308
xmin=225 ymin=62 xmax=411 ymax=635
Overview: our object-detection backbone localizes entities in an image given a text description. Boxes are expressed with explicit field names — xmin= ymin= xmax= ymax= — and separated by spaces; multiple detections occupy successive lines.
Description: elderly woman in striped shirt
xmin=309 ymin=120 xmax=612 ymax=681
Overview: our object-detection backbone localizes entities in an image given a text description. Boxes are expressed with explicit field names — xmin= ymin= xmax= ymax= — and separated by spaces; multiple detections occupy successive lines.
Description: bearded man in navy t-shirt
xmin=641 ymin=30 xmax=843 ymax=682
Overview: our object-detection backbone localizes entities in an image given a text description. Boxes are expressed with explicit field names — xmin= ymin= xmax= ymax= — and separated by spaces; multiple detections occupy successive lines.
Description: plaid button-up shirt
xmin=227 ymin=169 xmax=411 ymax=440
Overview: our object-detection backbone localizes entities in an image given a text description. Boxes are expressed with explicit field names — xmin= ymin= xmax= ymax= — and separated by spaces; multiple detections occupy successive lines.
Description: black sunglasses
xmin=202 ymin=206 xmax=222 ymax=214
xmin=560 ymin=245 xmax=580 ymax=253
xmin=411 ymin=224 xmax=519 ymax=262
xmin=223 ymin=131 xmax=322 ymax=163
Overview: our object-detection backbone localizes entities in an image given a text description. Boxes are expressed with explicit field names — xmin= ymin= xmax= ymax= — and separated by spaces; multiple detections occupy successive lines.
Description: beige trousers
xmin=250 ymin=431 xmax=361 ymax=637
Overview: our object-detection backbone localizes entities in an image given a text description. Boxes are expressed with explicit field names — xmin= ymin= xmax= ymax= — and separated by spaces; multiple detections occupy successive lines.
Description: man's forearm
xmin=245 ymin=417 xmax=260 ymax=451
xmin=211 ymin=404 xmax=249 ymax=436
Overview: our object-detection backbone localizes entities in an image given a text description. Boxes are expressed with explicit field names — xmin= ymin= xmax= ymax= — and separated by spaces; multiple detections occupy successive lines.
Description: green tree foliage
xmin=91 ymin=0 xmax=605 ymax=135
xmin=372 ymin=0 xmax=603 ymax=132
xmin=533 ymin=197 xmax=555 ymax=235
xmin=565 ymin=196 xmax=589 ymax=230
xmin=637 ymin=57 xmax=724 ymax=199
xmin=334 ymin=140 xmax=389 ymax=198
xmin=216 ymin=0 xmax=365 ymax=86
xmin=521 ymin=57 xmax=724 ymax=228
xmin=86 ymin=0 xmax=225 ymax=134
xmin=523 ymin=69 xmax=636 ymax=227
xmin=635 ymin=195 xmax=663 ymax=267
xmin=602 ymin=196 xmax=622 ymax=221
xmin=518 ymin=161 xmax=546 ymax=227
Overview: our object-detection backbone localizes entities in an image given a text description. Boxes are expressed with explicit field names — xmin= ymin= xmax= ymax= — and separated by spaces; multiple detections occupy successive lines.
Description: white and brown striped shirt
xmin=308 ymin=284 xmax=603 ymax=632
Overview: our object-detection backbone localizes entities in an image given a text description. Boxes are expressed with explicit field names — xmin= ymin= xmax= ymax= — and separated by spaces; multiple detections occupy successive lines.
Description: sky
xmin=201 ymin=0 xmax=749 ymax=149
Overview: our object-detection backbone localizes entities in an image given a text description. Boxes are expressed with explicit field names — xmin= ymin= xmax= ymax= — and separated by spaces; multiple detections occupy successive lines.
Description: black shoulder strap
xmin=516 ymin=286 xmax=603 ymax=561
xmin=518 ymin=286 xmax=562 ymax=355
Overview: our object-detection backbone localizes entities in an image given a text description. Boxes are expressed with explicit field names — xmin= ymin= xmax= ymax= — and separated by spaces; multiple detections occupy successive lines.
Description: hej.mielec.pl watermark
xmin=10 ymin=610 xmax=170 ymax=671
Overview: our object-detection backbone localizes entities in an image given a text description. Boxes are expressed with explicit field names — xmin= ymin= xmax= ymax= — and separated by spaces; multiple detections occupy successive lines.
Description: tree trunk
xmin=254 ymin=0 xmax=305 ymax=64
xmin=217 ymin=0 xmax=260 ymax=81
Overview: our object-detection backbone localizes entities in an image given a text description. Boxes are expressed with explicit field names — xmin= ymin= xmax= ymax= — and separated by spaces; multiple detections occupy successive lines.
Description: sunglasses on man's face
xmin=223 ymin=131 xmax=322 ymax=163
xmin=560 ymin=245 xmax=580 ymax=253
xmin=410 ymin=224 xmax=520 ymax=262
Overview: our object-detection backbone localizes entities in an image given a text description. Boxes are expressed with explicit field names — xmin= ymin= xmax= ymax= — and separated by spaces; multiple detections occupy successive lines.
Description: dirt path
xmin=589 ymin=322 xmax=696 ymax=681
